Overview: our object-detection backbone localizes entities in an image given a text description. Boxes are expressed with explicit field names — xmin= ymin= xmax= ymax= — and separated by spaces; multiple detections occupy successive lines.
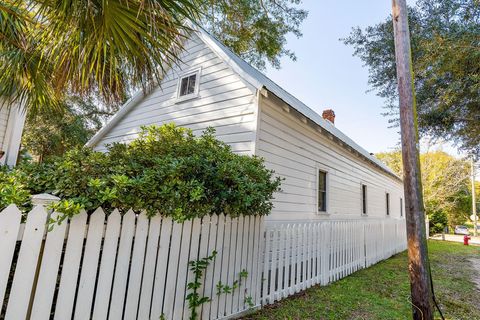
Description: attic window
xmin=176 ymin=69 xmax=201 ymax=102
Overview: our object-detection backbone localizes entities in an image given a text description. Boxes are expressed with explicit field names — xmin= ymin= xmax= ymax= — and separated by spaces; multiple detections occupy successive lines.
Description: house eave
xmin=262 ymin=89 xmax=403 ymax=183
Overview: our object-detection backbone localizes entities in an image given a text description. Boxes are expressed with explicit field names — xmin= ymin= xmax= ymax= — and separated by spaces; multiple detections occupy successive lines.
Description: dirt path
xmin=470 ymin=257 xmax=480 ymax=291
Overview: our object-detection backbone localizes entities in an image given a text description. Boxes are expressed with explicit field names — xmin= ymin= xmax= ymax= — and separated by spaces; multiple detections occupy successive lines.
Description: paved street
xmin=430 ymin=234 xmax=480 ymax=246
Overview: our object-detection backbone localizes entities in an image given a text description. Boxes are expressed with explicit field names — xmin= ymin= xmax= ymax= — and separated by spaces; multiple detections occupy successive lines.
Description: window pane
xmin=187 ymin=75 xmax=196 ymax=94
xmin=179 ymin=74 xmax=197 ymax=97
xmin=386 ymin=193 xmax=390 ymax=215
xmin=362 ymin=185 xmax=367 ymax=214
xmin=318 ymin=191 xmax=326 ymax=212
xmin=318 ymin=171 xmax=326 ymax=191
xmin=180 ymin=77 xmax=189 ymax=96
xmin=400 ymin=198 xmax=403 ymax=216
xmin=318 ymin=170 xmax=327 ymax=211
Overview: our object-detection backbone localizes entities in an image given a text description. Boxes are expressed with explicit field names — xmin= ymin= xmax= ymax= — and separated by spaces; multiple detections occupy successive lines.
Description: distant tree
xmin=1 ymin=0 xmax=307 ymax=116
xmin=377 ymin=150 xmax=471 ymax=227
xmin=22 ymin=96 xmax=112 ymax=162
xmin=344 ymin=0 xmax=480 ymax=156
xmin=0 ymin=0 xmax=204 ymax=116
xmin=201 ymin=0 xmax=308 ymax=70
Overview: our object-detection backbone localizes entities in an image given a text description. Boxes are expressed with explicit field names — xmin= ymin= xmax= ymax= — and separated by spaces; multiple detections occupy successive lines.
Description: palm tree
xmin=0 ymin=0 xmax=201 ymax=115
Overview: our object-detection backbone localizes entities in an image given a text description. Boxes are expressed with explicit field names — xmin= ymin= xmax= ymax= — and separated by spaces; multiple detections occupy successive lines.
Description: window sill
xmin=175 ymin=93 xmax=199 ymax=104
xmin=316 ymin=211 xmax=330 ymax=216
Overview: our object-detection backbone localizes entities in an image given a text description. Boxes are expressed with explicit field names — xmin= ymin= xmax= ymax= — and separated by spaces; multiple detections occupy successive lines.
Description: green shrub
xmin=1 ymin=124 xmax=282 ymax=223
xmin=0 ymin=167 xmax=31 ymax=213
xmin=429 ymin=209 xmax=448 ymax=235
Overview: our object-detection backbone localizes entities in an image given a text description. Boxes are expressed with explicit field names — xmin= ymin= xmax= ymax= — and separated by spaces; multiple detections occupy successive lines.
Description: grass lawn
xmin=243 ymin=240 xmax=480 ymax=320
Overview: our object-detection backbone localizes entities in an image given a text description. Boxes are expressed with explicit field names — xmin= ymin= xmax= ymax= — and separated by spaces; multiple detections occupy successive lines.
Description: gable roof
xmin=195 ymin=28 xmax=400 ymax=180
xmin=87 ymin=27 xmax=400 ymax=181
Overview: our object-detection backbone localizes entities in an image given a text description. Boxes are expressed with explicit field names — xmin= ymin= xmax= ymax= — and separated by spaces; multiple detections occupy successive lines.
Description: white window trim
xmin=175 ymin=68 xmax=201 ymax=103
xmin=385 ymin=192 xmax=391 ymax=216
xmin=400 ymin=197 xmax=404 ymax=218
xmin=360 ymin=182 xmax=368 ymax=216
xmin=316 ymin=164 xmax=330 ymax=215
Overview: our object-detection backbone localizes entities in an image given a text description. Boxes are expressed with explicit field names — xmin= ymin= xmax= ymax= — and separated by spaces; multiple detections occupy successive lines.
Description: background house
xmin=88 ymin=28 xmax=405 ymax=223
xmin=0 ymin=101 xmax=25 ymax=166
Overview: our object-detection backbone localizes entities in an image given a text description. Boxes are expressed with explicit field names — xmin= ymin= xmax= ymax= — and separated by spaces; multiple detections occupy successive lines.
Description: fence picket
xmin=253 ymin=215 xmax=264 ymax=307
xmin=201 ymin=214 xmax=219 ymax=320
xmin=91 ymin=209 xmax=121 ymax=320
xmin=283 ymin=225 xmax=291 ymax=297
xmin=217 ymin=215 xmax=232 ymax=317
xmin=74 ymin=208 xmax=106 ymax=320
xmin=137 ymin=215 xmax=161 ymax=319
xmin=108 ymin=209 xmax=136 ymax=320
xmin=30 ymin=211 xmax=68 ymax=320
xmin=261 ymin=228 xmax=271 ymax=304
xmin=150 ymin=217 xmax=173 ymax=319
xmin=208 ymin=214 xmax=224 ymax=319
xmin=5 ymin=205 xmax=48 ymax=320
xmin=0 ymin=205 xmax=22 ymax=306
xmin=163 ymin=221 xmax=183 ymax=319
xmin=173 ymin=219 xmax=193 ymax=320
xmin=53 ymin=211 xmax=88 ymax=320
xmin=183 ymin=217 xmax=203 ymax=320
xmin=238 ymin=216 xmax=249 ymax=311
xmin=124 ymin=211 xmax=149 ymax=320
xmin=245 ymin=216 xmax=256 ymax=308
xmin=276 ymin=224 xmax=284 ymax=299
xmin=225 ymin=217 xmax=239 ymax=316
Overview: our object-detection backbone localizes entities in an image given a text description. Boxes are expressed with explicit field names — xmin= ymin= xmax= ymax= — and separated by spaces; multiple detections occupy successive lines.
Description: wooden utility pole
xmin=472 ymin=158 xmax=477 ymax=237
xmin=391 ymin=1 xmax=434 ymax=319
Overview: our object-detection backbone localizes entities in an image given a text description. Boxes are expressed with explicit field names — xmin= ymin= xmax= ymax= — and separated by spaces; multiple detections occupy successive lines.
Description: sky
xmin=263 ymin=0 xmax=462 ymax=156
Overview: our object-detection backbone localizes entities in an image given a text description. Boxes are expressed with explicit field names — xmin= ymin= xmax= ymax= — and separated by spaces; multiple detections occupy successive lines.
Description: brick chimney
xmin=322 ymin=109 xmax=335 ymax=124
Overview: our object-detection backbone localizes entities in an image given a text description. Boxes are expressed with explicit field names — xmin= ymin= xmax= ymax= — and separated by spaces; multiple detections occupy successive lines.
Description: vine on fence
xmin=186 ymin=252 xmax=255 ymax=320
xmin=186 ymin=250 xmax=217 ymax=320
xmin=216 ymin=268 xmax=254 ymax=309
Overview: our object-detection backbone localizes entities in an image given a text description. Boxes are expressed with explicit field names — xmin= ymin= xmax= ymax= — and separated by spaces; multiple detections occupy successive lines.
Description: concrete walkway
xmin=430 ymin=234 xmax=480 ymax=246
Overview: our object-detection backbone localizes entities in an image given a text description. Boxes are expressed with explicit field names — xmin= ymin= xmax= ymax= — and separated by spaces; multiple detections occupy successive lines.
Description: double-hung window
xmin=176 ymin=69 xmax=201 ymax=101
xmin=386 ymin=193 xmax=390 ymax=215
xmin=400 ymin=198 xmax=403 ymax=217
xmin=361 ymin=184 xmax=367 ymax=215
xmin=318 ymin=170 xmax=327 ymax=213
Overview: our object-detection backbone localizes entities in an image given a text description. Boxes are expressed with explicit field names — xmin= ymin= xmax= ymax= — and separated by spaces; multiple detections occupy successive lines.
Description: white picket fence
xmin=261 ymin=219 xmax=407 ymax=304
xmin=0 ymin=204 xmax=264 ymax=320
xmin=0 ymin=203 xmax=406 ymax=320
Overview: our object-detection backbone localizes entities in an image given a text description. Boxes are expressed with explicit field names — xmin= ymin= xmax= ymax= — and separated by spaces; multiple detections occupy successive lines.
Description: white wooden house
xmin=87 ymin=28 xmax=405 ymax=223
xmin=0 ymin=28 xmax=408 ymax=320
xmin=0 ymin=101 xmax=25 ymax=166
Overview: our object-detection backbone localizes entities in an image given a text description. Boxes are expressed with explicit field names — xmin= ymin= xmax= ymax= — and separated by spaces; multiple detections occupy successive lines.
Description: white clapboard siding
xmin=0 ymin=103 xmax=10 ymax=149
xmin=92 ymin=33 xmax=258 ymax=156
xmin=257 ymin=98 xmax=404 ymax=222
xmin=261 ymin=218 xmax=406 ymax=304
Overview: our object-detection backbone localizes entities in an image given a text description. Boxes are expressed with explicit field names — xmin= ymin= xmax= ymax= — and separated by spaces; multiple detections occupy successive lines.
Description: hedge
xmin=1 ymin=124 xmax=282 ymax=224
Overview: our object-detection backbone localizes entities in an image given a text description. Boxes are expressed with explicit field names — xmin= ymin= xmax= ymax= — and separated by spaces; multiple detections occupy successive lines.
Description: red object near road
xmin=464 ymin=235 xmax=471 ymax=245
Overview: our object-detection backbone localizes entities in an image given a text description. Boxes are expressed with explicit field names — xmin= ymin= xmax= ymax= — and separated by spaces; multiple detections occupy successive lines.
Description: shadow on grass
xmin=243 ymin=240 xmax=480 ymax=320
